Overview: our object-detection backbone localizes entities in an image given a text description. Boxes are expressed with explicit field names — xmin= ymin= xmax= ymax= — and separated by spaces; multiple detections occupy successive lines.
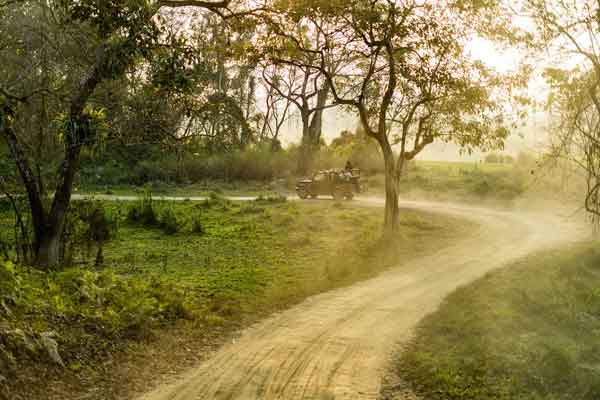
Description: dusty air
xmin=0 ymin=1 xmax=597 ymax=399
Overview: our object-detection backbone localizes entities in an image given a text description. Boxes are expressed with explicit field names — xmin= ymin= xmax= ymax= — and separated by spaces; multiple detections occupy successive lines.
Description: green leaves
xmin=58 ymin=106 xmax=108 ymax=147
xmin=59 ymin=0 xmax=159 ymax=39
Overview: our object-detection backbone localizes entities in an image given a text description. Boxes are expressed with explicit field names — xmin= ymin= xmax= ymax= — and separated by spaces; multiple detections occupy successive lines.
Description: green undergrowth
xmin=102 ymin=195 xmax=468 ymax=319
xmin=394 ymin=242 xmax=600 ymax=400
xmin=0 ymin=195 xmax=471 ymax=400
xmin=78 ymin=179 xmax=287 ymax=198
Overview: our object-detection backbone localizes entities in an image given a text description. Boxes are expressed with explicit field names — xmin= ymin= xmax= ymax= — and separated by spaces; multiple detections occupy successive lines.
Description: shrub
xmin=0 ymin=261 xmax=21 ymax=304
xmin=158 ymin=207 xmax=179 ymax=235
xmin=127 ymin=190 xmax=157 ymax=226
xmin=191 ymin=216 xmax=205 ymax=235
xmin=255 ymin=194 xmax=287 ymax=204
xmin=61 ymin=201 xmax=119 ymax=267
xmin=79 ymin=141 xmax=385 ymax=188
xmin=42 ymin=267 xmax=196 ymax=338
xmin=209 ymin=191 xmax=223 ymax=201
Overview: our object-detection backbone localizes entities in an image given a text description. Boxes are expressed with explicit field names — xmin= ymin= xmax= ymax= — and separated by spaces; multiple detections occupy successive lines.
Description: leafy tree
xmin=181 ymin=13 xmax=260 ymax=151
xmin=524 ymin=0 xmax=600 ymax=224
xmin=0 ymin=0 xmax=237 ymax=268
xmin=330 ymin=126 xmax=382 ymax=173
xmin=262 ymin=0 xmax=521 ymax=235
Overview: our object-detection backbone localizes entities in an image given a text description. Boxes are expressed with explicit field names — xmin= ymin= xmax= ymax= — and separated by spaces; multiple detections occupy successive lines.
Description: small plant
xmin=127 ymin=190 xmax=157 ymax=226
xmin=191 ymin=217 xmax=205 ymax=235
xmin=61 ymin=201 xmax=119 ymax=267
xmin=255 ymin=194 xmax=287 ymax=204
xmin=158 ymin=207 xmax=179 ymax=235
xmin=209 ymin=191 xmax=223 ymax=201
xmin=332 ymin=201 xmax=344 ymax=209
xmin=0 ymin=260 xmax=21 ymax=306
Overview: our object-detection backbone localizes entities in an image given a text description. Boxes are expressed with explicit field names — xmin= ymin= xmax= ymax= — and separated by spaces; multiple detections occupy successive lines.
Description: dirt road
xmin=135 ymin=199 xmax=586 ymax=400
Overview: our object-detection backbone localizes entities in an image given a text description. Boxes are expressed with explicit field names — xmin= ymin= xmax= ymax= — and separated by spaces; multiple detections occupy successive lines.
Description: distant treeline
xmin=79 ymin=129 xmax=384 ymax=186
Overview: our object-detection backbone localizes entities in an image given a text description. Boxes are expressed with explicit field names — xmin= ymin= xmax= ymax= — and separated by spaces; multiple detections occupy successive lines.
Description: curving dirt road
xmin=137 ymin=199 xmax=588 ymax=400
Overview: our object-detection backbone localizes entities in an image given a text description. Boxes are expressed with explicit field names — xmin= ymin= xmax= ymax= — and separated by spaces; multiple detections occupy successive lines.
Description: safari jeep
xmin=295 ymin=169 xmax=361 ymax=200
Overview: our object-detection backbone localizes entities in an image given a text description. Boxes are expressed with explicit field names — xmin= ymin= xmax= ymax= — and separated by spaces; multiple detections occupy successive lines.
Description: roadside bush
xmin=0 ymin=264 xmax=197 ymax=400
xmin=0 ymin=261 xmax=21 ymax=306
xmin=484 ymin=153 xmax=514 ymax=164
xmin=80 ymin=140 xmax=384 ymax=189
xmin=255 ymin=194 xmax=287 ymax=204
xmin=127 ymin=191 xmax=157 ymax=226
xmin=47 ymin=268 xmax=194 ymax=334
xmin=190 ymin=217 xmax=205 ymax=235
xmin=158 ymin=207 xmax=179 ymax=235
xmin=484 ymin=153 xmax=500 ymax=163
xmin=127 ymin=194 xmax=182 ymax=235
xmin=131 ymin=159 xmax=179 ymax=184
xmin=0 ymin=262 xmax=198 ymax=372
xmin=176 ymin=145 xmax=295 ymax=182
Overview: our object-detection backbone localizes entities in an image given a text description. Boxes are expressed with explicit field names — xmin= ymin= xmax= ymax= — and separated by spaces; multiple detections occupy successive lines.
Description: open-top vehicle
xmin=296 ymin=169 xmax=362 ymax=200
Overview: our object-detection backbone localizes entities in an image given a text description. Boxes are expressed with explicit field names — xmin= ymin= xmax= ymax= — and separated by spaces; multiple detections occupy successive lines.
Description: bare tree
xmin=258 ymin=65 xmax=294 ymax=149
xmin=257 ymin=16 xmax=339 ymax=174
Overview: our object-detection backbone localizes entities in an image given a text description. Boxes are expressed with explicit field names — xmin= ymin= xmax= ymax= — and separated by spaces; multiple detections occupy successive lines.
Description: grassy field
xmin=389 ymin=242 xmax=600 ymax=400
xmin=0 ymin=195 xmax=472 ymax=400
xmin=101 ymin=196 xmax=468 ymax=318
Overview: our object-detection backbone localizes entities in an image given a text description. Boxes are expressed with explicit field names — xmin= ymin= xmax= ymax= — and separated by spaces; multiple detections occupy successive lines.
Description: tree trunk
xmin=298 ymin=85 xmax=329 ymax=175
xmin=297 ymin=113 xmax=312 ymax=175
xmin=36 ymin=45 xmax=107 ymax=268
xmin=382 ymin=147 xmax=400 ymax=237
xmin=36 ymin=231 xmax=61 ymax=269
xmin=1 ymin=108 xmax=48 ymax=259
xmin=1 ymin=44 xmax=107 ymax=269
xmin=95 ymin=244 xmax=104 ymax=267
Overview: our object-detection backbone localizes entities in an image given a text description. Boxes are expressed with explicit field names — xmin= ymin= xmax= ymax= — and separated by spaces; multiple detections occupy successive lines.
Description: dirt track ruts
xmin=135 ymin=198 xmax=588 ymax=400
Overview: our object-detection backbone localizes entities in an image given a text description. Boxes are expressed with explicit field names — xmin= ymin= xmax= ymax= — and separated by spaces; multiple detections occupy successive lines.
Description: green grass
xmin=0 ymin=196 xmax=472 ymax=400
xmin=393 ymin=242 xmax=600 ymax=400
xmin=101 ymin=197 xmax=468 ymax=319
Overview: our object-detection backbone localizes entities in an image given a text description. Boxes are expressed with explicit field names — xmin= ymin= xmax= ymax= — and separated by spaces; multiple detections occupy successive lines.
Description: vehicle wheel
xmin=310 ymin=193 xmax=318 ymax=199
xmin=345 ymin=193 xmax=354 ymax=200
xmin=297 ymin=191 xmax=308 ymax=199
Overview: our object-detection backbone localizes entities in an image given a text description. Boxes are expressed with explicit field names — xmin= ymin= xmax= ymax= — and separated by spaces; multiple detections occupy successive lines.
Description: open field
xmin=136 ymin=201 xmax=587 ymax=400
xmin=0 ymin=196 xmax=471 ymax=400
xmin=102 ymin=197 xmax=471 ymax=315
xmin=388 ymin=242 xmax=600 ymax=400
